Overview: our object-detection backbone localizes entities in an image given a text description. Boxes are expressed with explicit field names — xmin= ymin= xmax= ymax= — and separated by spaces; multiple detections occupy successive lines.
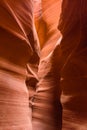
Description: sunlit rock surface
xmin=34 ymin=0 xmax=61 ymax=55
xmin=1 ymin=0 xmax=87 ymax=130
xmin=0 ymin=0 xmax=39 ymax=129
xmin=33 ymin=0 xmax=87 ymax=130
xmin=31 ymin=0 xmax=62 ymax=130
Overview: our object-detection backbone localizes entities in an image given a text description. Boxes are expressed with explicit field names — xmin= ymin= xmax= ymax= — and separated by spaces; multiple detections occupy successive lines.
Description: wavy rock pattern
xmin=0 ymin=0 xmax=39 ymax=129
xmin=1 ymin=0 xmax=87 ymax=130
xmin=30 ymin=0 xmax=62 ymax=130
xmin=58 ymin=0 xmax=87 ymax=129
xmin=33 ymin=0 xmax=87 ymax=130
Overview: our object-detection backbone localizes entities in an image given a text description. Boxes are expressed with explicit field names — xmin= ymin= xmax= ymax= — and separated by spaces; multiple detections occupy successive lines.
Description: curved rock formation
xmin=29 ymin=0 xmax=62 ymax=130
xmin=0 ymin=0 xmax=39 ymax=129
xmin=58 ymin=0 xmax=87 ymax=129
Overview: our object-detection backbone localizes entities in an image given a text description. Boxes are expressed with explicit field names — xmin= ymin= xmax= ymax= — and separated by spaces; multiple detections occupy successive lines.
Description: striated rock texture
xmin=58 ymin=0 xmax=87 ymax=129
xmin=27 ymin=0 xmax=62 ymax=130
xmin=32 ymin=42 xmax=62 ymax=130
xmin=0 ymin=0 xmax=39 ymax=129
xmin=1 ymin=0 xmax=87 ymax=130
xmin=32 ymin=0 xmax=87 ymax=129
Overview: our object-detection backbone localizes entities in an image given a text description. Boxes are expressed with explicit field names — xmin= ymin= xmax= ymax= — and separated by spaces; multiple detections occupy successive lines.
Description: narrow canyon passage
xmin=0 ymin=0 xmax=87 ymax=130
